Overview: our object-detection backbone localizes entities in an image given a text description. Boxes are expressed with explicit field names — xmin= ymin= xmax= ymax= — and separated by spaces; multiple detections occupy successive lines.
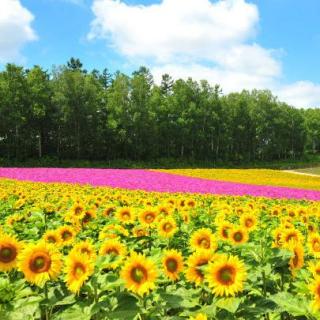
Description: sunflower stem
xmin=44 ymin=282 xmax=50 ymax=320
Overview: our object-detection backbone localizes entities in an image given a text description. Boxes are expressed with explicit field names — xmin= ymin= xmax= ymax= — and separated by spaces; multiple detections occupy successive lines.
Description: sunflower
xmin=82 ymin=209 xmax=97 ymax=225
xmin=289 ymin=243 xmax=304 ymax=275
xmin=132 ymin=225 xmax=149 ymax=238
xmin=99 ymin=224 xmax=129 ymax=240
xmin=70 ymin=240 xmax=96 ymax=261
xmin=102 ymin=205 xmax=116 ymax=217
xmin=69 ymin=202 xmax=85 ymax=220
xmin=240 ymin=213 xmax=257 ymax=231
xmin=230 ymin=227 xmax=249 ymax=245
xmin=18 ymin=242 xmax=62 ymax=287
xmin=64 ymin=251 xmax=94 ymax=294
xmin=99 ymin=239 xmax=127 ymax=269
xmin=308 ymin=234 xmax=320 ymax=258
xmin=43 ymin=230 xmax=62 ymax=246
xmin=139 ymin=209 xmax=158 ymax=227
xmin=308 ymin=260 xmax=320 ymax=278
xmin=116 ymin=207 xmax=136 ymax=224
xmin=190 ymin=228 xmax=217 ymax=252
xmin=0 ymin=234 xmax=22 ymax=272
xmin=58 ymin=225 xmax=76 ymax=246
xmin=157 ymin=205 xmax=171 ymax=217
xmin=206 ymin=254 xmax=246 ymax=297
xmin=307 ymin=223 xmax=317 ymax=234
xmin=217 ymin=221 xmax=233 ymax=241
xmin=186 ymin=250 xmax=213 ymax=285
xmin=158 ymin=217 xmax=177 ymax=238
xmin=272 ymin=227 xmax=283 ymax=248
xmin=281 ymin=228 xmax=304 ymax=249
xmin=189 ymin=314 xmax=207 ymax=320
xmin=162 ymin=249 xmax=184 ymax=281
xmin=309 ymin=278 xmax=320 ymax=310
xmin=120 ymin=252 xmax=157 ymax=296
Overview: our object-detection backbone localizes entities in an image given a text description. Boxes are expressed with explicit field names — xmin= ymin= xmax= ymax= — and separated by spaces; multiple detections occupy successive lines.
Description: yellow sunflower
xmin=116 ymin=207 xmax=136 ymax=224
xmin=162 ymin=249 xmax=184 ymax=281
xmin=206 ymin=254 xmax=246 ymax=297
xmin=0 ymin=234 xmax=23 ymax=272
xmin=82 ymin=209 xmax=97 ymax=225
xmin=272 ymin=227 xmax=283 ymax=248
xmin=189 ymin=313 xmax=207 ymax=320
xmin=217 ymin=221 xmax=233 ymax=241
xmin=70 ymin=240 xmax=96 ymax=261
xmin=43 ymin=230 xmax=62 ymax=246
xmin=308 ymin=234 xmax=320 ymax=258
xmin=240 ymin=213 xmax=257 ymax=231
xmin=308 ymin=260 xmax=320 ymax=278
xmin=120 ymin=252 xmax=158 ymax=296
xmin=139 ymin=209 xmax=158 ymax=227
xmin=281 ymin=228 xmax=304 ymax=249
xmin=190 ymin=228 xmax=217 ymax=252
xmin=230 ymin=227 xmax=249 ymax=245
xmin=185 ymin=250 xmax=213 ymax=285
xmin=58 ymin=225 xmax=76 ymax=246
xmin=99 ymin=239 xmax=127 ymax=269
xmin=132 ymin=225 xmax=149 ymax=238
xmin=64 ymin=251 xmax=94 ymax=294
xmin=18 ymin=242 xmax=62 ymax=287
xmin=102 ymin=205 xmax=116 ymax=218
xmin=158 ymin=217 xmax=177 ymax=238
xmin=309 ymin=278 xmax=320 ymax=311
xmin=289 ymin=243 xmax=304 ymax=276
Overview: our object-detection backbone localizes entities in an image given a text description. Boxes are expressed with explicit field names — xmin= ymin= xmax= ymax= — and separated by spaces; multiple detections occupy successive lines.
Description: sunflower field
xmin=1 ymin=176 xmax=320 ymax=320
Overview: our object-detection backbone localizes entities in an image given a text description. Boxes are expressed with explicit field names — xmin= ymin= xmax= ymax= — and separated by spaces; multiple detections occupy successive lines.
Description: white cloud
xmin=0 ymin=0 xmax=37 ymax=63
xmin=89 ymin=0 xmax=320 ymax=108
xmin=276 ymin=82 xmax=320 ymax=108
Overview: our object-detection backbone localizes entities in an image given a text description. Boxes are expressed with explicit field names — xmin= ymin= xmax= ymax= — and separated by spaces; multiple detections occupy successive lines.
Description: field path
xmin=283 ymin=170 xmax=320 ymax=177
xmin=1 ymin=168 xmax=320 ymax=201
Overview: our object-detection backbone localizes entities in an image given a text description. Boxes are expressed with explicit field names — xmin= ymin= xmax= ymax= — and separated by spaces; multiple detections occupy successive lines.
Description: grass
xmin=0 ymin=154 xmax=320 ymax=170
xmin=293 ymin=167 xmax=320 ymax=175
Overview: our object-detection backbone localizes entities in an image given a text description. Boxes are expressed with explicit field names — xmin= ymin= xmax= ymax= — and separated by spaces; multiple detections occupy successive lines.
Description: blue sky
xmin=1 ymin=0 xmax=320 ymax=107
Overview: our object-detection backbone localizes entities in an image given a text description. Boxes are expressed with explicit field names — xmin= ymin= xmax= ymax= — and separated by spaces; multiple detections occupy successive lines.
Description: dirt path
xmin=283 ymin=170 xmax=320 ymax=177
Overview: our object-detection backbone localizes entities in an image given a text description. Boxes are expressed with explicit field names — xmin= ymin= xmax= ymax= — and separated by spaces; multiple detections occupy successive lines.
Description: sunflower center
xmin=145 ymin=213 xmax=155 ymax=223
xmin=106 ymin=248 xmax=119 ymax=256
xmin=122 ymin=212 xmax=130 ymax=220
xmin=313 ymin=241 xmax=320 ymax=252
xmin=199 ymin=238 xmax=210 ymax=249
xmin=131 ymin=266 xmax=147 ymax=283
xmin=81 ymin=248 xmax=90 ymax=255
xmin=163 ymin=222 xmax=173 ymax=232
xmin=245 ymin=219 xmax=253 ymax=228
xmin=73 ymin=263 xmax=86 ymax=279
xmin=47 ymin=236 xmax=56 ymax=243
xmin=166 ymin=258 xmax=178 ymax=272
xmin=62 ymin=231 xmax=72 ymax=240
xmin=286 ymin=233 xmax=297 ymax=242
xmin=30 ymin=253 xmax=51 ymax=273
xmin=83 ymin=213 xmax=91 ymax=223
xmin=218 ymin=266 xmax=235 ymax=285
xmin=292 ymin=252 xmax=299 ymax=267
xmin=74 ymin=207 xmax=83 ymax=216
xmin=222 ymin=227 xmax=229 ymax=239
xmin=233 ymin=232 xmax=243 ymax=242
xmin=195 ymin=259 xmax=208 ymax=279
xmin=0 ymin=245 xmax=17 ymax=263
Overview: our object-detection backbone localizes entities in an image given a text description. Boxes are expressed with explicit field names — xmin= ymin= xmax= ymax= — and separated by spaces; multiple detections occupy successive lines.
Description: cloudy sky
xmin=1 ymin=0 xmax=320 ymax=107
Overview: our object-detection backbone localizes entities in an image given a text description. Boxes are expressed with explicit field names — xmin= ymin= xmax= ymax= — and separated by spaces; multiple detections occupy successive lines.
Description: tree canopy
xmin=0 ymin=58 xmax=319 ymax=162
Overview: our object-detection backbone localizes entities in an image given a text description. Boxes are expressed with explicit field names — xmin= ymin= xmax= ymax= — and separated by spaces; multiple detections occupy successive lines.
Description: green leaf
xmin=215 ymin=297 xmax=242 ymax=313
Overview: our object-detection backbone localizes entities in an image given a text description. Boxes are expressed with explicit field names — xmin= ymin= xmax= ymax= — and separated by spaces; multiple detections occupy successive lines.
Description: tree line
xmin=0 ymin=58 xmax=319 ymax=163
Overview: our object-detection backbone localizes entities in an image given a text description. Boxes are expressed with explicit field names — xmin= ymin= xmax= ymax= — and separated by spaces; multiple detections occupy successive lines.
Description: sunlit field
xmin=1 ymin=170 xmax=320 ymax=319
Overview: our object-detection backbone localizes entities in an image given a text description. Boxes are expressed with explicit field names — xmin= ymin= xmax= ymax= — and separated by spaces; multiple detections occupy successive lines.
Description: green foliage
xmin=0 ymin=58 xmax=319 ymax=163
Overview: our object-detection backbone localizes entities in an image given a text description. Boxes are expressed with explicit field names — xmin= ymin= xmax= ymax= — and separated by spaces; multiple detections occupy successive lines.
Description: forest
xmin=0 ymin=58 xmax=319 ymax=163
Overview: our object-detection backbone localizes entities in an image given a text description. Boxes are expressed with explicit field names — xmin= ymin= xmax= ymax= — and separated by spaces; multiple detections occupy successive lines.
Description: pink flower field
xmin=0 ymin=167 xmax=320 ymax=201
